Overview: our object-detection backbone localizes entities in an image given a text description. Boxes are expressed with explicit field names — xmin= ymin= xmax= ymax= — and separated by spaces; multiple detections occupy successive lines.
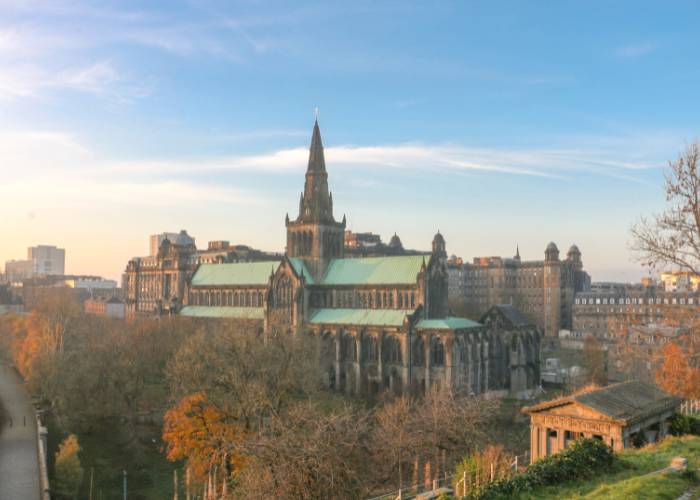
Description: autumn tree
xmin=656 ymin=341 xmax=700 ymax=399
xmin=54 ymin=434 xmax=84 ymax=500
xmin=13 ymin=290 xmax=80 ymax=395
xmin=163 ymin=392 xmax=245 ymax=486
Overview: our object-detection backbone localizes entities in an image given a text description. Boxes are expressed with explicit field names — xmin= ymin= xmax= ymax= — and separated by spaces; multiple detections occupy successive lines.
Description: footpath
xmin=0 ymin=362 xmax=40 ymax=500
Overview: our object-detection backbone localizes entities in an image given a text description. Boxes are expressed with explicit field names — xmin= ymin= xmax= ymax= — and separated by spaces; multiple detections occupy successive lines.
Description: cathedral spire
xmin=307 ymin=119 xmax=326 ymax=173
xmin=296 ymin=119 xmax=334 ymax=223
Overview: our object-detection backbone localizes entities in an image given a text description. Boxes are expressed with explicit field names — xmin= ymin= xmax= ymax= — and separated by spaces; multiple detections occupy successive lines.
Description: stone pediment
xmin=544 ymin=401 xmax=614 ymax=421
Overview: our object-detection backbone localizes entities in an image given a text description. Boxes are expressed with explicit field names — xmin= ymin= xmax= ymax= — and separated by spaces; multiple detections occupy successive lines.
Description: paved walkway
xmin=0 ymin=362 xmax=40 ymax=500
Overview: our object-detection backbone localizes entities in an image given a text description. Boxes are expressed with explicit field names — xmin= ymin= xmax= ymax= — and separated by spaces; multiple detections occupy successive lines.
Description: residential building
xmin=4 ymin=259 xmax=35 ymax=282
xmin=84 ymin=296 xmax=126 ymax=319
xmin=572 ymin=285 xmax=700 ymax=340
xmin=660 ymin=271 xmax=700 ymax=292
xmin=28 ymin=245 xmax=65 ymax=276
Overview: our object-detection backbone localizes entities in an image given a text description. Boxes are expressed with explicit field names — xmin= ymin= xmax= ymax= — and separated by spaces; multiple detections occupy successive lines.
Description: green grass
xmin=515 ymin=435 xmax=700 ymax=499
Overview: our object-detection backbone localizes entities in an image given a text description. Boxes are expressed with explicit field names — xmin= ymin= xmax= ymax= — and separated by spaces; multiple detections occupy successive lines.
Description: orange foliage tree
xmin=163 ymin=393 xmax=244 ymax=484
xmin=656 ymin=342 xmax=700 ymax=399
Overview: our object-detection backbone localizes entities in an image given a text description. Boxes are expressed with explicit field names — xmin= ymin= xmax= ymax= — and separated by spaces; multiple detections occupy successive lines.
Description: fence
xmin=367 ymin=452 xmax=529 ymax=500
xmin=36 ymin=412 xmax=50 ymax=500
xmin=681 ymin=399 xmax=700 ymax=416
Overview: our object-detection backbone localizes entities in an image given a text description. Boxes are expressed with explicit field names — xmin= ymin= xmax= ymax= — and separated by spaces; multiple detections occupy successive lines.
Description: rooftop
xmin=308 ymin=308 xmax=413 ymax=326
xmin=523 ymin=381 xmax=681 ymax=425
xmin=191 ymin=261 xmax=278 ymax=287
xmin=320 ymin=255 xmax=427 ymax=286
xmin=179 ymin=306 xmax=265 ymax=319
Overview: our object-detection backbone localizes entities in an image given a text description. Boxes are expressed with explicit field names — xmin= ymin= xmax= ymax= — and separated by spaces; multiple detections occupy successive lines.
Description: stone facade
xmin=180 ymin=121 xmax=542 ymax=397
xmin=124 ymin=232 xmax=280 ymax=316
xmin=572 ymin=284 xmax=700 ymax=340
xmin=523 ymin=381 xmax=680 ymax=462
xmin=448 ymin=245 xmax=590 ymax=337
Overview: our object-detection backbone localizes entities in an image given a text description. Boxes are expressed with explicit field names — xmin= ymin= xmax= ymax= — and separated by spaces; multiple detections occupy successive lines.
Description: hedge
xmin=462 ymin=438 xmax=614 ymax=499
xmin=669 ymin=413 xmax=700 ymax=437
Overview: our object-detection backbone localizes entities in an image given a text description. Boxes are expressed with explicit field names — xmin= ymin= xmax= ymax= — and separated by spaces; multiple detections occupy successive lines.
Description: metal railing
xmin=368 ymin=452 xmax=529 ymax=500
xmin=681 ymin=399 xmax=700 ymax=415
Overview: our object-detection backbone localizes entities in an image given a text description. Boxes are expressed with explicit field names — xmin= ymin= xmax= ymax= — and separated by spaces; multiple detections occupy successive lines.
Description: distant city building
xmin=659 ymin=271 xmax=700 ymax=292
xmin=28 ymin=245 xmax=65 ymax=276
xmin=64 ymin=277 xmax=118 ymax=295
xmin=149 ymin=232 xmax=195 ymax=256
xmin=572 ymin=283 xmax=700 ymax=340
xmin=448 ymin=244 xmax=590 ymax=337
xmin=4 ymin=244 xmax=66 ymax=282
xmin=4 ymin=259 xmax=35 ymax=282
xmin=342 ymin=230 xmax=419 ymax=258
xmin=84 ymin=296 xmax=126 ymax=319
xmin=124 ymin=230 xmax=281 ymax=316
xmin=344 ymin=230 xmax=381 ymax=249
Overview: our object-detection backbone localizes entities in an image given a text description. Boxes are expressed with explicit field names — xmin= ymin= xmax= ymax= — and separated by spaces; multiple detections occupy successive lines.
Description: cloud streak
xmin=615 ymin=42 xmax=656 ymax=58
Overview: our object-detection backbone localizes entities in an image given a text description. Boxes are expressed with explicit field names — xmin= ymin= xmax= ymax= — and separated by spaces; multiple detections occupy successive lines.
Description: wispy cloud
xmin=615 ymin=42 xmax=656 ymax=58
xmin=93 ymin=142 xmax=663 ymax=181
xmin=0 ymin=60 xmax=149 ymax=102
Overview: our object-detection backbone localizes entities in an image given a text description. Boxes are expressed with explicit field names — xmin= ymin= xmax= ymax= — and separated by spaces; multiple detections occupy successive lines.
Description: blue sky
xmin=1 ymin=0 xmax=698 ymax=281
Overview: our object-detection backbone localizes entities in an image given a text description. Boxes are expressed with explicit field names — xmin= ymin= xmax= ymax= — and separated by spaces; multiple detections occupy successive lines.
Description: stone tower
xmin=543 ymin=242 xmax=561 ymax=337
xmin=286 ymin=120 xmax=346 ymax=278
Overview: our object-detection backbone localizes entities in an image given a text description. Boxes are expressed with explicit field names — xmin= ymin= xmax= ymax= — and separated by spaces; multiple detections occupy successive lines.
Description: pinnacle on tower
xmin=307 ymin=119 xmax=326 ymax=173
xmin=295 ymin=120 xmax=334 ymax=223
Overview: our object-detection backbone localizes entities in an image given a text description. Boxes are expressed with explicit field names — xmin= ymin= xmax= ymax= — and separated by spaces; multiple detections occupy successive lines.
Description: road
xmin=0 ymin=362 xmax=40 ymax=500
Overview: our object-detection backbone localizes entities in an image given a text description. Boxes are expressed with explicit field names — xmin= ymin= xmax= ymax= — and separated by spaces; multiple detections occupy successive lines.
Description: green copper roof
xmin=288 ymin=258 xmax=314 ymax=284
xmin=321 ymin=255 xmax=428 ymax=286
xmin=415 ymin=317 xmax=481 ymax=330
xmin=180 ymin=306 xmax=265 ymax=319
xmin=191 ymin=261 xmax=279 ymax=287
xmin=309 ymin=308 xmax=413 ymax=326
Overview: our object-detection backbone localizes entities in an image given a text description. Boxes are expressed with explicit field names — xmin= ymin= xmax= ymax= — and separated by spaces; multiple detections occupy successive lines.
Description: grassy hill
xmin=518 ymin=435 xmax=700 ymax=499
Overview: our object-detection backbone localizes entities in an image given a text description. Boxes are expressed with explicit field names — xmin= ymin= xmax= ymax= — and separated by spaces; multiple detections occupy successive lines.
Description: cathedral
xmin=180 ymin=121 xmax=540 ymax=397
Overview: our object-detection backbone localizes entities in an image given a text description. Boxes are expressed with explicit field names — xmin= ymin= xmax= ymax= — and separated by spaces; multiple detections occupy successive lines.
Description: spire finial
xmin=314 ymin=107 xmax=319 ymax=122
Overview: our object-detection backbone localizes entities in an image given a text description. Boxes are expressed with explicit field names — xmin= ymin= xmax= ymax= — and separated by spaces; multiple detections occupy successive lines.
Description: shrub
xmin=669 ymin=413 xmax=700 ymax=436
xmin=462 ymin=438 xmax=614 ymax=499
xmin=670 ymin=414 xmax=691 ymax=436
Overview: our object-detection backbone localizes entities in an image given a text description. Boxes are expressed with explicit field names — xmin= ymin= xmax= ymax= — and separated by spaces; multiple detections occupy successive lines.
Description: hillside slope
xmin=518 ymin=436 xmax=700 ymax=499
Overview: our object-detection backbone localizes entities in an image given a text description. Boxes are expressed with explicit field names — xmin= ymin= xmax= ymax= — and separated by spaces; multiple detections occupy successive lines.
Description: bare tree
xmin=631 ymin=141 xmax=700 ymax=274
xmin=235 ymin=402 xmax=374 ymax=500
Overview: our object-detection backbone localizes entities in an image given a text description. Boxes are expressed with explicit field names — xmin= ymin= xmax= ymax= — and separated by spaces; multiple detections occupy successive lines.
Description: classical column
xmin=424 ymin=335 xmax=431 ymax=392
xmin=557 ymin=428 xmax=565 ymax=454
xmin=530 ymin=425 xmax=540 ymax=463
xmin=355 ymin=334 xmax=362 ymax=395
xmin=444 ymin=337 xmax=453 ymax=390
xmin=334 ymin=331 xmax=342 ymax=391
xmin=540 ymin=426 xmax=549 ymax=458
xmin=377 ymin=331 xmax=384 ymax=389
